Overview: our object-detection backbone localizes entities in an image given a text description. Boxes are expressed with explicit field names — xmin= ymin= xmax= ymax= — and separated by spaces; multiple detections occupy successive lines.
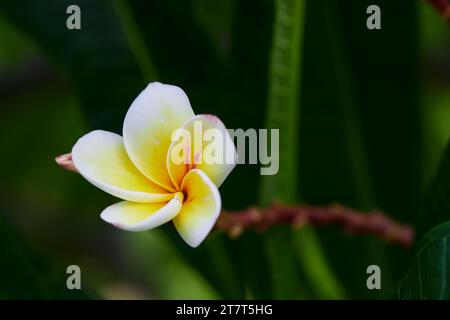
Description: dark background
xmin=0 ymin=0 xmax=449 ymax=299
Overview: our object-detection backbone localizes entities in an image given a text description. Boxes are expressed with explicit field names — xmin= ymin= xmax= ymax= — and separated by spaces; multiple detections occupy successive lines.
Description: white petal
xmin=101 ymin=193 xmax=183 ymax=231
xmin=123 ymin=82 xmax=195 ymax=192
xmin=72 ymin=130 xmax=172 ymax=203
xmin=173 ymin=169 xmax=221 ymax=247
xmin=167 ymin=114 xmax=237 ymax=189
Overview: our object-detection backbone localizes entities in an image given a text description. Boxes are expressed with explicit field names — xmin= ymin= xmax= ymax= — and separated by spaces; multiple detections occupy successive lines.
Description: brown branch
xmin=216 ymin=204 xmax=414 ymax=247
xmin=56 ymin=153 xmax=414 ymax=247
xmin=426 ymin=0 xmax=450 ymax=22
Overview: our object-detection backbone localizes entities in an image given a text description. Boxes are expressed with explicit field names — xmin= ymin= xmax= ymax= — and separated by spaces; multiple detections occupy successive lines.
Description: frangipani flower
xmin=69 ymin=82 xmax=237 ymax=247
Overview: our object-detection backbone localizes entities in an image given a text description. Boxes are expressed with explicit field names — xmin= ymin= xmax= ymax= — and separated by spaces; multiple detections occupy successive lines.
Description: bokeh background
xmin=0 ymin=0 xmax=449 ymax=299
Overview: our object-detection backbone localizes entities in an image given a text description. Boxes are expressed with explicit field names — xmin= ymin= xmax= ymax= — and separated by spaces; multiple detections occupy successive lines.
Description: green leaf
xmin=386 ymin=221 xmax=450 ymax=299
xmin=257 ymin=0 xmax=307 ymax=299
xmin=112 ymin=0 xmax=158 ymax=82
xmin=292 ymin=228 xmax=345 ymax=299
xmin=259 ymin=0 xmax=304 ymax=203
xmin=418 ymin=142 xmax=450 ymax=238
xmin=258 ymin=0 xmax=344 ymax=299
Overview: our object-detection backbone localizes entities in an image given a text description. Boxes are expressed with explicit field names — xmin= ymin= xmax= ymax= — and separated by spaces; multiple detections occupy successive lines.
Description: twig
xmin=56 ymin=152 xmax=414 ymax=247
xmin=216 ymin=204 xmax=414 ymax=247
xmin=426 ymin=0 xmax=450 ymax=22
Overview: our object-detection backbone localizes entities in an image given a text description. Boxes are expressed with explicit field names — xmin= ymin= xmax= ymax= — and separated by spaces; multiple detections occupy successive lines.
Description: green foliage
xmin=260 ymin=0 xmax=305 ymax=204
xmin=260 ymin=0 xmax=307 ymax=299
xmin=0 ymin=212 xmax=47 ymax=298
xmin=297 ymin=0 xmax=421 ymax=297
xmin=259 ymin=0 xmax=344 ymax=299
xmin=386 ymin=221 xmax=450 ymax=299
xmin=418 ymin=142 xmax=450 ymax=238
xmin=0 ymin=0 xmax=148 ymax=131
xmin=0 ymin=212 xmax=91 ymax=299
xmin=0 ymin=0 xmax=449 ymax=300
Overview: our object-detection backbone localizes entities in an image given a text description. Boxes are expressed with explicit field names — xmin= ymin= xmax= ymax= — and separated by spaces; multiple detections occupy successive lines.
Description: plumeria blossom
xmin=69 ymin=82 xmax=237 ymax=247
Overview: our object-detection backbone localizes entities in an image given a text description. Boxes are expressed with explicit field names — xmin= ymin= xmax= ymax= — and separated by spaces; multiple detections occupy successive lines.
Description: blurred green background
xmin=0 ymin=0 xmax=450 ymax=299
